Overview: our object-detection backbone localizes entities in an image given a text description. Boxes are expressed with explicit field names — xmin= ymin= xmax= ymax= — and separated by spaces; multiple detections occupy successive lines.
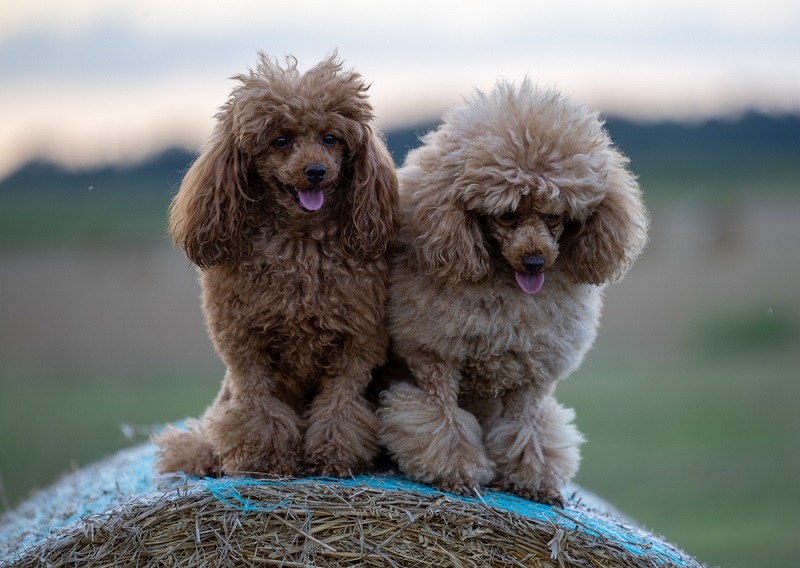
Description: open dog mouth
xmin=514 ymin=271 xmax=545 ymax=295
xmin=286 ymin=187 xmax=324 ymax=212
xmin=513 ymin=254 xmax=547 ymax=294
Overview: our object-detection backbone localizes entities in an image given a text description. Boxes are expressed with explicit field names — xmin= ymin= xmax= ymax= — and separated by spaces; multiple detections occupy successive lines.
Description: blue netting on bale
xmin=0 ymin=442 xmax=703 ymax=567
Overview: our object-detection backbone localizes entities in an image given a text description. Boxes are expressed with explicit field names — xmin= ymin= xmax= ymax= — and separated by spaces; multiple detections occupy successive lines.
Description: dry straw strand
xmin=0 ymin=443 xmax=703 ymax=568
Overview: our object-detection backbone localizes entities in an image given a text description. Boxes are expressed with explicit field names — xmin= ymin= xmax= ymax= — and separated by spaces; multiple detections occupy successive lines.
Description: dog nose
xmin=522 ymin=255 xmax=545 ymax=273
xmin=304 ymin=164 xmax=327 ymax=185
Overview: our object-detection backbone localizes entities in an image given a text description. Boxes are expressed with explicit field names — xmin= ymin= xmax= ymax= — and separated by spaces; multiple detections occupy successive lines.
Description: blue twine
xmin=204 ymin=477 xmax=291 ymax=514
xmin=201 ymin=474 xmax=688 ymax=566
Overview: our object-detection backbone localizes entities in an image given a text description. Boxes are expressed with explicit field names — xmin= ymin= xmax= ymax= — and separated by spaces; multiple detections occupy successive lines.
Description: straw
xmin=0 ymin=443 xmax=703 ymax=567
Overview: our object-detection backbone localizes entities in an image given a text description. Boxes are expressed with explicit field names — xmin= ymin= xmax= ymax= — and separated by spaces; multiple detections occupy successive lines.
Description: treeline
xmin=2 ymin=112 xmax=798 ymax=196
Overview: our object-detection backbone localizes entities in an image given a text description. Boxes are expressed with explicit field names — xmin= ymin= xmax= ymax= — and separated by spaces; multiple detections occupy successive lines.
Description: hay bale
xmin=0 ymin=443 xmax=702 ymax=567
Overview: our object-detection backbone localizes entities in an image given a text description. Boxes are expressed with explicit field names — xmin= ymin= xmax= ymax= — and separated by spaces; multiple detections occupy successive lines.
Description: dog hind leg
xmin=153 ymin=418 xmax=221 ymax=477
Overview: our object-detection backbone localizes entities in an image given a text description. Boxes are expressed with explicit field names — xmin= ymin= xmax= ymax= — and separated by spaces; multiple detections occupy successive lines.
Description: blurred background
xmin=1 ymin=1 xmax=799 ymax=566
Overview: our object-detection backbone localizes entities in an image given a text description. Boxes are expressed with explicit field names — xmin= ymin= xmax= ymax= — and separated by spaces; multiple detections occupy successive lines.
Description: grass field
xmin=1 ymin=166 xmax=799 ymax=567
xmin=564 ymin=349 xmax=800 ymax=568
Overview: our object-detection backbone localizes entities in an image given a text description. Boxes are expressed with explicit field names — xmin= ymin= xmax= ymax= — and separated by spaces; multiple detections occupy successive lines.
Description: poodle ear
xmin=560 ymin=160 xmax=649 ymax=285
xmin=411 ymin=185 xmax=493 ymax=283
xmin=342 ymin=128 xmax=399 ymax=258
xmin=169 ymin=120 xmax=251 ymax=269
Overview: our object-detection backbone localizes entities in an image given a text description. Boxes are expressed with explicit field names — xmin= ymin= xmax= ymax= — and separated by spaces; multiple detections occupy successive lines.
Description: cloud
xmin=1 ymin=0 xmax=799 ymax=176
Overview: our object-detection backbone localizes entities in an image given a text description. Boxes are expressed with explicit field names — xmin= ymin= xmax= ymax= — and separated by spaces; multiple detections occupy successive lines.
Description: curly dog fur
xmin=378 ymin=80 xmax=648 ymax=504
xmin=154 ymin=53 xmax=398 ymax=479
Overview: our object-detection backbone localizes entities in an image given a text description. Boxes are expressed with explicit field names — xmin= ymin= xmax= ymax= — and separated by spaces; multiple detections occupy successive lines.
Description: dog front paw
xmin=206 ymin=397 xmax=304 ymax=477
xmin=304 ymin=391 xmax=381 ymax=478
xmin=436 ymin=477 xmax=483 ymax=498
xmin=485 ymin=397 xmax=583 ymax=507
xmin=505 ymin=483 xmax=565 ymax=507
xmin=306 ymin=462 xmax=353 ymax=478
xmin=222 ymin=447 xmax=302 ymax=478
xmin=379 ymin=382 xmax=494 ymax=494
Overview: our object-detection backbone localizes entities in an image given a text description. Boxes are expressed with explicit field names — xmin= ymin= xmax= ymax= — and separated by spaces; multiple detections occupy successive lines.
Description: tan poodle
xmin=378 ymin=80 xmax=648 ymax=505
xmin=154 ymin=53 xmax=398 ymax=479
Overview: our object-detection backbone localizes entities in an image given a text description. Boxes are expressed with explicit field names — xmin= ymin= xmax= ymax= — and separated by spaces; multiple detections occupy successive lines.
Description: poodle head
xmin=170 ymin=52 xmax=398 ymax=268
xmin=401 ymin=80 xmax=649 ymax=290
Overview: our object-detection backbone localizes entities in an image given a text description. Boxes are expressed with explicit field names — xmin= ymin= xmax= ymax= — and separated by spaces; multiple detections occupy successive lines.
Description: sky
xmin=1 ymin=0 xmax=799 ymax=178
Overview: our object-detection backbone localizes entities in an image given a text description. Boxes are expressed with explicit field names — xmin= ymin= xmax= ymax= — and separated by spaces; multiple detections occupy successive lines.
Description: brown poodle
xmin=154 ymin=53 xmax=398 ymax=479
xmin=378 ymin=80 xmax=648 ymax=504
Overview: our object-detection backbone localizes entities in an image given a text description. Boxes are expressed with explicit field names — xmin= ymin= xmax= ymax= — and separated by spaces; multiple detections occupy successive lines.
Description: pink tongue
xmin=298 ymin=189 xmax=324 ymax=211
xmin=515 ymin=271 xmax=545 ymax=294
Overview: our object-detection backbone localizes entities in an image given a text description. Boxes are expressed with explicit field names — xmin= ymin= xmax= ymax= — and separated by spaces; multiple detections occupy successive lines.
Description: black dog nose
xmin=304 ymin=164 xmax=327 ymax=185
xmin=522 ymin=255 xmax=545 ymax=273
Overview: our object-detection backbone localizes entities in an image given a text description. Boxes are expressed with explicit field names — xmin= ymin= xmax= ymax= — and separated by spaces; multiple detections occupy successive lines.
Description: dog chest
xmin=466 ymin=281 xmax=603 ymax=393
xmin=202 ymin=252 xmax=388 ymax=377
xmin=391 ymin=271 xmax=603 ymax=394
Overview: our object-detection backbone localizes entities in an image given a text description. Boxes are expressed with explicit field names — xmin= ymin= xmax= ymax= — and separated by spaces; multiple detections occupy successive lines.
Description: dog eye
xmin=321 ymin=135 xmax=337 ymax=147
xmin=499 ymin=211 xmax=517 ymax=223
xmin=272 ymin=137 xmax=290 ymax=149
xmin=543 ymin=213 xmax=564 ymax=225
